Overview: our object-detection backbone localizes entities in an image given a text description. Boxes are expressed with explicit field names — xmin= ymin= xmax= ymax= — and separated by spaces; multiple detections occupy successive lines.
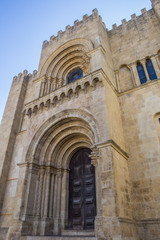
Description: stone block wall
xmin=119 ymin=81 xmax=160 ymax=239
xmin=1 ymin=1 xmax=160 ymax=239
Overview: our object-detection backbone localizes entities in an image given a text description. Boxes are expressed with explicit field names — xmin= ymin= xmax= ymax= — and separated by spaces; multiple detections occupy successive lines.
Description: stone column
xmin=155 ymin=55 xmax=160 ymax=69
xmin=33 ymin=170 xmax=40 ymax=217
xmin=128 ymin=64 xmax=137 ymax=87
xmin=22 ymin=163 xmax=38 ymax=220
xmin=130 ymin=63 xmax=141 ymax=86
xmin=54 ymin=171 xmax=63 ymax=234
xmin=41 ymin=171 xmax=47 ymax=218
xmin=16 ymin=163 xmax=39 ymax=236
xmin=49 ymin=172 xmax=55 ymax=218
xmin=90 ymin=147 xmax=103 ymax=239
xmin=36 ymin=168 xmax=45 ymax=218
xmin=21 ymin=164 xmax=33 ymax=219
xmin=141 ymin=59 xmax=150 ymax=82
xmin=44 ymin=80 xmax=49 ymax=96
xmin=60 ymin=169 xmax=69 ymax=230
xmin=52 ymin=78 xmax=57 ymax=91
xmin=43 ymin=169 xmax=51 ymax=218
xmin=39 ymin=79 xmax=46 ymax=97
xmin=40 ymin=168 xmax=53 ymax=236
xmin=48 ymin=77 xmax=53 ymax=93
xmin=151 ymin=56 xmax=160 ymax=79
xmin=90 ymin=148 xmax=102 ymax=217
xmin=53 ymin=173 xmax=58 ymax=218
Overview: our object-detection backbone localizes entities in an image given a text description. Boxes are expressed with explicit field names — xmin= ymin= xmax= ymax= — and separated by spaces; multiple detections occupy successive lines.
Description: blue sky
xmin=0 ymin=0 xmax=151 ymax=122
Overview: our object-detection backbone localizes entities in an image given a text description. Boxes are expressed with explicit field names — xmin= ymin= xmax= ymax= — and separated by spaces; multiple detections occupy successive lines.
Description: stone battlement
xmin=42 ymin=8 xmax=106 ymax=49
xmin=109 ymin=7 xmax=151 ymax=32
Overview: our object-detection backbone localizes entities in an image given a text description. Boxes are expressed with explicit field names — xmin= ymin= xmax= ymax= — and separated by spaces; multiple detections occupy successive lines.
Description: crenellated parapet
xmin=109 ymin=7 xmax=150 ymax=32
xmin=42 ymin=9 xmax=106 ymax=50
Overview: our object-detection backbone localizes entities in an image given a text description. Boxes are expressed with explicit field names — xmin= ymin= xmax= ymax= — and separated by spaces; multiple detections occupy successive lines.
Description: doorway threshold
xmin=61 ymin=229 xmax=95 ymax=237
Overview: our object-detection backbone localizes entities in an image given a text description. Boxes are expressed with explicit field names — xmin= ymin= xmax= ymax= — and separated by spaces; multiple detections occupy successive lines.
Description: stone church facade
xmin=1 ymin=0 xmax=160 ymax=239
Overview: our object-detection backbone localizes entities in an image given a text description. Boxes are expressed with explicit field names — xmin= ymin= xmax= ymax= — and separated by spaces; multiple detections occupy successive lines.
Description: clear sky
xmin=0 ymin=0 xmax=152 ymax=122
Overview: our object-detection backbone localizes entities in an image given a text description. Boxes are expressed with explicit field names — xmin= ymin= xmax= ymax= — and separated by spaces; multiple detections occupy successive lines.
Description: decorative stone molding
xmin=95 ymin=139 xmax=128 ymax=160
xmin=82 ymin=54 xmax=91 ymax=74
xmin=24 ymin=71 xmax=103 ymax=118
xmin=90 ymin=147 xmax=100 ymax=167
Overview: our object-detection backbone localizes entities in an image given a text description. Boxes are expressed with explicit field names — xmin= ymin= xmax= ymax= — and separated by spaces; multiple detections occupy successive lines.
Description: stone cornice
xmin=94 ymin=139 xmax=128 ymax=160
xmin=137 ymin=218 xmax=160 ymax=225
xmin=17 ymin=162 xmax=69 ymax=172
xmin=119 ymin=78 xmax=160 ymax=96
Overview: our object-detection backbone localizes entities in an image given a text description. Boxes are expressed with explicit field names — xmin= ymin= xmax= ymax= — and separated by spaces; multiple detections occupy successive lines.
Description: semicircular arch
xmin=26 ymin=109 xmax=99 ymax=165
xmin=40 ymin=38 xmax=94 ymax=77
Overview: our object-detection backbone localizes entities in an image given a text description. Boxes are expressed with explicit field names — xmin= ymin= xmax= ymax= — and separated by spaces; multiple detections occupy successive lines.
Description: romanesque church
xmin=1 ymin=0 xmax=160 ymax=239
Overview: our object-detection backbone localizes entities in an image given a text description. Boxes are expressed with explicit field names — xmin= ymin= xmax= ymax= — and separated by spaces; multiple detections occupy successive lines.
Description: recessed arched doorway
xmin=68 ymin=148 xmax=96 ymax=230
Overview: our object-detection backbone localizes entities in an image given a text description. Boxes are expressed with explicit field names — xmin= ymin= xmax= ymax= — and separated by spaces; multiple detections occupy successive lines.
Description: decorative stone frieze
xmin=24 ymin=71 xmax=103 ymax=118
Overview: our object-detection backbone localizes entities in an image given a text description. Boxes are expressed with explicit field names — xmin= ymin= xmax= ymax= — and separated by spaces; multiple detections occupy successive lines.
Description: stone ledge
xmin=20 ymin=237 xmax=96 ymax=240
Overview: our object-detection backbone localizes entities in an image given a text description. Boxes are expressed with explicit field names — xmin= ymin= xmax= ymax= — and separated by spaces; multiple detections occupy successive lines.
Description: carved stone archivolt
xmin=39 ymin=38 xmax=93 ymax=77
xmin=19 ymin=110 xmax=100 ymax=235
xmin=38 ymin=39 xmax=94 ymax=98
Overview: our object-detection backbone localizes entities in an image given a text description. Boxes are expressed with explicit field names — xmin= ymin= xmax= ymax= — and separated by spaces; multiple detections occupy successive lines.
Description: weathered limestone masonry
xmin=1 ymin=0 xmax=160 ymax=239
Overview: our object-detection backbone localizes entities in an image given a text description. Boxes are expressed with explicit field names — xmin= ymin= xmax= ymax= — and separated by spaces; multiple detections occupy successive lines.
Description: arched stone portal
xmin=19 ymin=110 xmax=101 ymax=237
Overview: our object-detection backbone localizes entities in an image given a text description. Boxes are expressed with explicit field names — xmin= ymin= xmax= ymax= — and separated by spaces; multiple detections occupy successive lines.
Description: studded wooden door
xmin=68 ymin=148 xmax=96 ymax=230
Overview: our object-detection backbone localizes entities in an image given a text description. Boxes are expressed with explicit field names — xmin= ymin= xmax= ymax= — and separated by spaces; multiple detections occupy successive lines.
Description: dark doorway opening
xmin=68 ymin=148 xmax=96 ymax=230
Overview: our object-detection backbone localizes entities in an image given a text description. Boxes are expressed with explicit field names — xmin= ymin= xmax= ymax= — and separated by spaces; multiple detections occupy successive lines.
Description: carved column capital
xmin=41 ymin=77 xmax=47 ymax=84
xmin=56 ymin=170 xmax=63 ymax=178
xmin=39 ymin=167 xmax=45 ymax=176
xmin=90 ymin=147 xmax=99 ymax=167
xmin=45 ymin=167 xmax=51 ymax=175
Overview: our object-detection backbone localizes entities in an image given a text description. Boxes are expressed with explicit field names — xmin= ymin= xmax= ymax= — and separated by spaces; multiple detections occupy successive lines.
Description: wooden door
xmin=68 ymin=148 xmax=96 ymax=230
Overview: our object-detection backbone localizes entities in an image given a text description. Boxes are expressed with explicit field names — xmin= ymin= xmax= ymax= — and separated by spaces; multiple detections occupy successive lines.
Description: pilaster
xmin=92 ymin=140 xmax=138 ymax=239
xmin=129 ymin=64 xmax=141 ymax=86
xmin=53 ymin=171 xmax=63 ymax=235
xmin=114 ymin=70 xmax=121 ymax=92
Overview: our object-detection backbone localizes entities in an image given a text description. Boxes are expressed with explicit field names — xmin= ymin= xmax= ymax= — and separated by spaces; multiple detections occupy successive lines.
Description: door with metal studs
xmin=68 ymin=148 xmax=96 ymax=230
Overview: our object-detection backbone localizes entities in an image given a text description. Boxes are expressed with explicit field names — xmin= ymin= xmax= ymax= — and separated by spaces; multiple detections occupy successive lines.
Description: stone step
xmin=61 ymin=230 xmax=95 ymax=236
xmin=21 ymin=236 xmax=96 ymax=240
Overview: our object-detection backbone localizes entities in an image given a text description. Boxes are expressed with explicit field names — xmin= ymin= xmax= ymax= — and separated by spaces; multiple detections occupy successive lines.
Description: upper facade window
xmin=137 ymin=63 xmax=147 ymax=84
xmin=146 ymin=59 xmax=157 ymax=80
xmin=67 ymin=69 xmax=83 ymax=84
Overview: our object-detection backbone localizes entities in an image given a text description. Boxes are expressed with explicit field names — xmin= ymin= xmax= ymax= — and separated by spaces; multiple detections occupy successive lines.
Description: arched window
xmin=137 ymin=62 xmax=147 ymax=84
xmin=118 ymin=65 xmax=134 ymax=91
xmin=67 ymin=69 xmax=83 ymax=84
xmin=146 ymin=59 xmax=157 ymax=80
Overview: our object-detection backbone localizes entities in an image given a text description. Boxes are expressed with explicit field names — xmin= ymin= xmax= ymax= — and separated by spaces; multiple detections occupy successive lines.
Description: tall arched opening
xmin=19 ymin=110 xmax=100 ymax=236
